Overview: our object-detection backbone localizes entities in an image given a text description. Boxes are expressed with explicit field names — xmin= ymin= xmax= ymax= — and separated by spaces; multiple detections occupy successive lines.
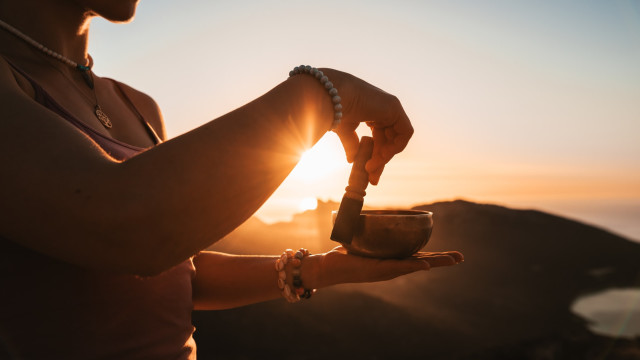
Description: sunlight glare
xmin=298 ymin=197 xmax=318 ymax=212
xmin=289 ymin=134 xmax=348 ymax=182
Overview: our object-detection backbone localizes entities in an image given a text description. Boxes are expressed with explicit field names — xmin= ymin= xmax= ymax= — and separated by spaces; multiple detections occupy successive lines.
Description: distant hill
xmin=205 ymin=199 xmax=340 ymax=255
xmin=196 ymin=200 xmax=640 ymax=359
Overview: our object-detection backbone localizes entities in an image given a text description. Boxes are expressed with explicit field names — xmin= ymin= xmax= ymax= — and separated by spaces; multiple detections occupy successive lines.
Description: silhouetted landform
xmin=195 ymin=200 xmax=640 ymax=359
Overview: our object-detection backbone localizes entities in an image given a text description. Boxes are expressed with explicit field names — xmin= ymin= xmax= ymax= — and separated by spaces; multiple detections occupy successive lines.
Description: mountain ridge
xmin=198 ymin=200 xmax=640 ymax=359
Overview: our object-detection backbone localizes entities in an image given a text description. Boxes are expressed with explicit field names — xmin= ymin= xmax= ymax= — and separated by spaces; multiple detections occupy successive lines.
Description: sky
xmin=89 ymin=0 xmax=640 ymax=239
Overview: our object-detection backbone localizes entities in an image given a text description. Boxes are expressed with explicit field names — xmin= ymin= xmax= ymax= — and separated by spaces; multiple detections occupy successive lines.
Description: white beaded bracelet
xmin=289 ymin=65 xmax=343 ymax=130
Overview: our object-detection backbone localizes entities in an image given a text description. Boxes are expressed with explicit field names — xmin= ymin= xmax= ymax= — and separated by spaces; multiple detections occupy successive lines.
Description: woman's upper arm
xmin=0 ymin=57 xmax=134 ymax=272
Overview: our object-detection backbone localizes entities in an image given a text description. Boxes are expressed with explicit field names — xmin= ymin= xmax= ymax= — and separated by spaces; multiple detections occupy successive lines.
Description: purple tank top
xmin=0 ymin=62 xmax=197 ymax=359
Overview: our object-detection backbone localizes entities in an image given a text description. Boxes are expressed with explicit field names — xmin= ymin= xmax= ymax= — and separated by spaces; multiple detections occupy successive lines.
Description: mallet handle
xmin=330 ymin=136 xmax=374 ymax=244
xmin=345 ymin=136 xmax=374 ymax=201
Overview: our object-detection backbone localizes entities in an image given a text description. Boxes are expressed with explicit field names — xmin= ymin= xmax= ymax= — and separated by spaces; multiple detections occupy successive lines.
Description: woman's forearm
xmin=192 ymin=251 xmax=320 ymax=310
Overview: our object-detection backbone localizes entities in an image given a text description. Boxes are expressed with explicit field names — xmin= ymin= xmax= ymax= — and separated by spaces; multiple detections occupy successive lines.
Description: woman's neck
xmin=0 ymin=0 xmax=93 ymax=65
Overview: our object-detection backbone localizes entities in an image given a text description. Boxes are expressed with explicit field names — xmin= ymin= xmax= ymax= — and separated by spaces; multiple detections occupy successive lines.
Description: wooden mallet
xmin=330 ymin=136 xmax=374 ymax=244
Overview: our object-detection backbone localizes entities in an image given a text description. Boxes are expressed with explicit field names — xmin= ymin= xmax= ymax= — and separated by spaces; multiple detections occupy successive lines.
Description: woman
xmin=0 ymin=0 xmax=463 ymax=359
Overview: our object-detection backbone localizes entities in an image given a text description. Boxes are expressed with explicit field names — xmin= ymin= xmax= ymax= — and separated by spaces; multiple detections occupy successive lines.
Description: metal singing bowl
xmin=332 ymin=210 xmax=433 ymax=259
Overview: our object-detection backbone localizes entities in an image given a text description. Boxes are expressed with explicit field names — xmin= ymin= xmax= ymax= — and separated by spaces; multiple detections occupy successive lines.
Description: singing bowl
xmin=332 ymin=210 xmax=433 ymax=259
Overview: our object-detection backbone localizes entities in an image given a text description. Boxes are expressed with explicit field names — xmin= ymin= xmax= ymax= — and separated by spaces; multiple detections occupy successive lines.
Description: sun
xmin=289 ymin=134 xmax=348 ymax=183
xmin=298 ymin=197 xmax=318 ymax=212
xmin=268 ymin=133 xmax=351 ymax=219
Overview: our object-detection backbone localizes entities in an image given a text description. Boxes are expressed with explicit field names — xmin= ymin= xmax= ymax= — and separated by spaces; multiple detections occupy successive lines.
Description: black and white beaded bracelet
xmin=289 ymin=65 xmax=343 ymax=130
xmin=274 ymin=248 xmax=316 ymax=303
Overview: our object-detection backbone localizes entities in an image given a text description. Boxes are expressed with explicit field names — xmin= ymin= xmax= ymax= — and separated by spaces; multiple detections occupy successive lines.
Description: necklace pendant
xmin=95 ymin=105 xmax=113 ymax=129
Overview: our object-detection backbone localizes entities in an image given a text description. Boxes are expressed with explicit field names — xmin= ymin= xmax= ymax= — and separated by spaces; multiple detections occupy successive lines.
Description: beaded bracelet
xmin=289 ymin=65 xmax=343 ymax=130
xmin=274 ymin=248 xmax=316 ymax=303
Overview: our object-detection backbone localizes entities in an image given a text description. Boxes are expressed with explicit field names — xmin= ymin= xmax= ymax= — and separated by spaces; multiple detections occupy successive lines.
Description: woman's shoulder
xmin=103 ymin=77 xmax=167 ymax=141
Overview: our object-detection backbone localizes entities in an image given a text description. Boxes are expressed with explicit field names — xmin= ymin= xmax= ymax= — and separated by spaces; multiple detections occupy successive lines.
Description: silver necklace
xmin=0 ymin=18 xmax=112 ymax=129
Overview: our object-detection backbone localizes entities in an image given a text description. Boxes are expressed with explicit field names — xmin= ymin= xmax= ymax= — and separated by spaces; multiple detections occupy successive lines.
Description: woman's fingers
xmin=319 ymin=247 xmax=464 ymax=286
xmin=328 ymin=247 xmax=464 ymax=265
xmin=413 ymin=251 xmax=465 ymax=264
xmin=334 ymin=126 xmax=360 ymax=163
xmin=423 ymin=255 xmax=457 ymax=268
xmin=326 ymin=69 xmax=413 ymax=183
xmin=365 ymin=126 xmax=389 ymax=185
xmin=364 ymin=112 xmax=413 ymax=185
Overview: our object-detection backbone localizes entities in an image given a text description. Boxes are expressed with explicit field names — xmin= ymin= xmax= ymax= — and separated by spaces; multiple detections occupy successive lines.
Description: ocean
xmin=512 ymin=198 xmax=640 ymax=243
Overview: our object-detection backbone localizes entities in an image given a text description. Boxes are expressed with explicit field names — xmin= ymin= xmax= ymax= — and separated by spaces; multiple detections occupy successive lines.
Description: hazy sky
xmin=89 ymin=0 xmax=640 ymax=237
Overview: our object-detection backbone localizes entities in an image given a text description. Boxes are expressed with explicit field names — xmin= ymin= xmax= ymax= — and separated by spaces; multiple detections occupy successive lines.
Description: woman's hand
xmin=320 ymin=69 xmax=414 ymax=185
xmin=307 ymin=247 xmax=464 ymax=288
